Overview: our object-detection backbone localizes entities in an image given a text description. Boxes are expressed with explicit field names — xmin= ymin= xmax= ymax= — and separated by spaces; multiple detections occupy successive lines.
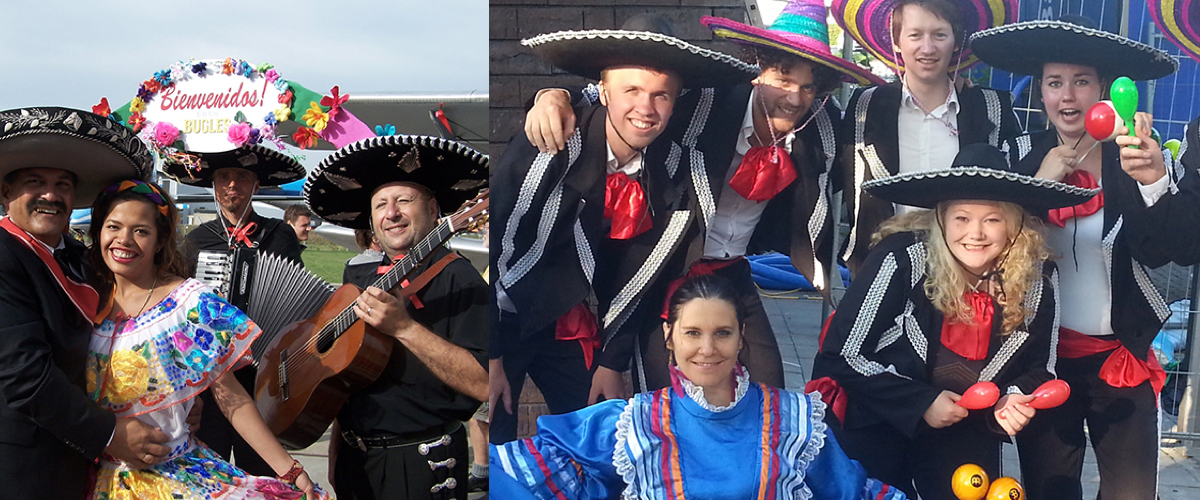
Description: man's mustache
xmin=29 ymin=200 xmax=68 ymax=213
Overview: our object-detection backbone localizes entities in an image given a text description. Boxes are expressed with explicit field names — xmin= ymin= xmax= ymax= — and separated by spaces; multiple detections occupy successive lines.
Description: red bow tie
xmin=604 ymin=172 xmax=651 ymax=239
xmin=228 ymin=222 xmax=257 ymax=248
xmin=377 ymin=254 xmax=406 ymax=275
xmin=941 ymin=291 xmax=994 ymax=361
xmin=1047 ymin=170 xmax=1104 ymax=227
xmin=729 ymin=145 xmax=797 ymax=202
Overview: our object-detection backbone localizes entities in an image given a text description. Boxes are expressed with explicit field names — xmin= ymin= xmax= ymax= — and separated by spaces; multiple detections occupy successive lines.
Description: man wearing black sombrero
xmin=163 ymin=143 xmax=307 ymax=476
xmin=306 ymin=135 xmax=488 ymax=500
xmin=0 ymin=107 xmax=173 ymax=498
xmin=490 ymin=18 xmax=759 ymax=444
xmin=973 ymin=16 xmax=1195 ymax=500
xmin=522 ymin=1 xmax=883 ymax=393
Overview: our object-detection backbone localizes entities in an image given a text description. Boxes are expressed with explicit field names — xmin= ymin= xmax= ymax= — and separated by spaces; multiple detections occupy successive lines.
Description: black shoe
xmin=469 ymin=474 xmax=488 ymax=492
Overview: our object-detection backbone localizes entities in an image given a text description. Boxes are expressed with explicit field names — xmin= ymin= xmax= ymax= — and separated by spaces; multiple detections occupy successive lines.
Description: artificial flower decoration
xmin=221 ymin=57 xmax=235 ymax=75
xmin=321 ymin=86 xmax=349 ymax=119
xmin=238 ymin=60 xmax=253 ymax=78
xmin=142 ymin=79 xmax=161 ymax=94
xmin=227 ymin=122 xmax=251 ymax=147
xmin=375 ymin=123 xmax=396 ymax=136
xmin=274 ymin=105 xmax=291 ymax=122
xmin=153 ymin=69 xmax=172 ymax=87
xmin=302 ymin=101 xmax=329 ymax=132
xmin=264 ymin=68 xmax=280 ymax=83
xmin=273 ymin=79 xmax=289 ymax=93
xmin=153 ymin=121 xmax=180 ymax=148
xmin=191 ymin=61 xmax=207 ymax=75
xmin=128 ymin=113 xmax=146 ymax=132
xmin=129 ymin=97 xmax=147 ymax=114
xmin=136 ymin=85 xmax=154 ymax=101
xmin=263 ymin=112 xmax=278 ymax=126
xmin=292 ymin=126 xmax=320 ymax=149
xmin=248 ymin=127 xmax=262 ymax=145
xmin=278 ymin=89 xmax=293 ymax=105
xmin=92 ymin=97 xmax=111 ymax=118
xmin=256 ymin=62 xmax=274 ymax=73
xmin=170 ymin=64 xmax=188 ymax=82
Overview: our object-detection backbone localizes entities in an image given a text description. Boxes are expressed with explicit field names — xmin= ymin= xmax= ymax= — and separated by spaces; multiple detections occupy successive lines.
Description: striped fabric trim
xmin=842 ymin=253 xmax=899 ymax=377
xmin=843 ymin=87 xmax=877 ymax=262
xmin=1048 ymin=268 xmax=1061 ymax=376
xmin=604 ymin=211 xmax=690 ymax=330
xmin=980 ymin=331 xmax=1029 ymax=382
xmin=756 ymin=385 xmax=782 ymax=500
xmin=807 ymin=106 xmax=837 ymax=291
xmin=982 ymin=89 xmax=1002 ymax=146
xmin=524 ymin=439 xmax=570 ymax=500
xmin=653 ymin=391 xmax=687 ymax=500
xmin=666 ymin=141 xmax=683 ymax=179
xmin=574 ymin=218 xmax=594 ymax=285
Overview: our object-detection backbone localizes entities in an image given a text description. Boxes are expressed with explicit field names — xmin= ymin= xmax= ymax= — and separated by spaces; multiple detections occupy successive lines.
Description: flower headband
xmin=100 ymin=179 xmax=170 ymax=218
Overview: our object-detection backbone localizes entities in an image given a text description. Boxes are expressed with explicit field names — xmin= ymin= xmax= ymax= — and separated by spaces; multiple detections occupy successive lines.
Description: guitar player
xmin=304 ymin=135 xmax=489 ymax=500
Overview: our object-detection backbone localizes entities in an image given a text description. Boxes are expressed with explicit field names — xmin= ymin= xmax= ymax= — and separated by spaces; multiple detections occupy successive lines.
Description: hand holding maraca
xmin=993 ymin=393 xmax=1036 ymax=436
xmin=924 ymin=390 xmax=970 ymax=429
xmin=1115 ymin=112 xmax=1168 ymax=185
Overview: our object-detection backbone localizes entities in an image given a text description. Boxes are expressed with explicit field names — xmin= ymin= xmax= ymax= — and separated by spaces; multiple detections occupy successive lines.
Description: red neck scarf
xmin=941 ymin=291 xmax=994 ymax=360
xmin=227 ymin=221 xmax=258 ymax=248
xmin=1047 ymin=170 xmax=1104 ymax=227
xmin=728 ymin=145 xmax=797 ymax=202
xmin=0 ymin=217 xmax=99 ymax=323
xmin=604 ymin=172 xmax=651 ymax=239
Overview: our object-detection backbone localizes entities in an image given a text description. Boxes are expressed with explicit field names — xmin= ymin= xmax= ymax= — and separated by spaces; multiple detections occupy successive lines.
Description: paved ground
xmin=765 ymin=291 xmax=1200 ymax=499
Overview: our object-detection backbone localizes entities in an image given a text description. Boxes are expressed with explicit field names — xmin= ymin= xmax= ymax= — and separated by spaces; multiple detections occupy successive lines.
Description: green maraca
xmin=1110 ymin=77 xmax=1138 ymax=148
xmin=1165 ymin=139 xmax=1182 ymax=161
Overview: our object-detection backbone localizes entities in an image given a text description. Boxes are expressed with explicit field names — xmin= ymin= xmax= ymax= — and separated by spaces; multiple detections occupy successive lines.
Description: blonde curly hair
xmin=871 ymin=202 xmax=1050 ymax=335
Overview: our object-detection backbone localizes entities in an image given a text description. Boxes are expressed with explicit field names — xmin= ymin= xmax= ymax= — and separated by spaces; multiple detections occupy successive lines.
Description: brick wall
xmin=489 ymin=0 xmax=753 ymax=158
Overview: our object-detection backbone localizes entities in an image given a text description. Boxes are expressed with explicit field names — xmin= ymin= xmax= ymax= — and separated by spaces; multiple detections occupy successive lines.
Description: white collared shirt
xmin=703 ymin=88 xmax=796 ymax=259
xmin=605 ymin=143 xmax=643 ymax=178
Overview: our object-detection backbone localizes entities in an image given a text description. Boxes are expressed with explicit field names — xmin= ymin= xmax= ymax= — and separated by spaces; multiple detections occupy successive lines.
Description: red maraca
xmin=1029 ymin=379 xmax=1071 ymax=410
xmin=1085 ymin=100 xmax=1123 ymax=142
xmin=957 ymin=381 xmax=1000 ymax=410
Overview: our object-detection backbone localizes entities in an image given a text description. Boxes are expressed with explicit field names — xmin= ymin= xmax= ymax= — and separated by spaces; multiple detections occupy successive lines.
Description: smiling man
xmin=489 ymin=18 xmax=757 ymax=445
xmin=168 ymin=143 xmax=306 ymax=476
xmin=0 ymin=107 xmax=171 ymax=499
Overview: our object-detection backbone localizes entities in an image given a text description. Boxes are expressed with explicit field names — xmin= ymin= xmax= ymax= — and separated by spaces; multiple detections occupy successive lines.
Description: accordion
xmin=195 ymin=248 xmax=336 ymax=364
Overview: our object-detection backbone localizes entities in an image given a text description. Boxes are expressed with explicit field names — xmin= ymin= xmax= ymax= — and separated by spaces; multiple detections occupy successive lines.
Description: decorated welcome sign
xmin=95 ymin=57 xmax=378 ymax=176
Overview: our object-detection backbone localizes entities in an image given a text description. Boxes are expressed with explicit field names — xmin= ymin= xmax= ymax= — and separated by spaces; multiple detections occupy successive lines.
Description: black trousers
xmin=490 ymin=315 xmax=594 ymax=444
xmin=334 ymin=424 xmax=469 ymax=500
xmin=194 ymin=365 xmax=274 ymax=476
xmin=636 ymin=258 xmax=785 ymax=391
xmin=1016 ymin=352 xmax=1160 ymax=500
xmin=831 ymin=416 xmax=1003 ymax=500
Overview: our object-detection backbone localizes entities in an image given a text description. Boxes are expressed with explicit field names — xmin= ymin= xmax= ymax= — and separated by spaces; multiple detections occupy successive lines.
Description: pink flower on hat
xmin=153 ymin=122 xmax=180 ymax=148
xmin=227 ymin=122 xmax=251 ymax=147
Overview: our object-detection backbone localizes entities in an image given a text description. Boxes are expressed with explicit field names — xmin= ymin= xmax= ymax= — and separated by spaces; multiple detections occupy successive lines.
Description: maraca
xmin=956 ymin=381 xmax=1000 ymax=410
xmin=1029 ymin=379 xmax=1071 ymax=410
xmin=951 ymin=463 xmax=989 ymax=500
xmin=1110 ymin=76 xmax=1139 ymax=147
xmin=1165 ymin=139 xmax=1182 ymax=161
xmin=986 ymin=476 xmax=1024 ymax=500
xmin=1085 ymin=100 xmax=1123 ymax=142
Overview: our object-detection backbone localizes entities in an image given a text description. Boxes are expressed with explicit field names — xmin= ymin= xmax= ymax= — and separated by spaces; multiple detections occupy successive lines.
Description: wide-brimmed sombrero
xmin=864 ymin=144 xmax=1098 ymax=212
xmin=831 ymin=0 xmax=1018 ymax=74
xmin=701 ymin=0 xmax=885 ymax=86
xmin=521 ymin=29 xmax=757 ymax=88
xmin=161 ymin=143 xmax=306 ymax=188
xmin=0 ymin=107 xmax=152 ymax=207
xmin=1149 ymin=0 xmax=1200 ymax=64
xmin=304 ymin=135 xmax=487 ymax=229
xmin=970 ymin=18 xmax=1177 ymax=80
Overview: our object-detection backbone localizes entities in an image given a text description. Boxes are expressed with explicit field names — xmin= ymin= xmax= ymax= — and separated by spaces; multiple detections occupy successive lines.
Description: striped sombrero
xmin=970 ymin=18 xmax=1178 ymax=81
xmin=701 ymin=0 xmax=884 ymax=86
xmin=831 ymin=0 xmax=1018 ymax=74
xmin=1148 ymin=0 xmax=1200 ymax=64
xmin=161 ymin=144 xmax=306 ymax=188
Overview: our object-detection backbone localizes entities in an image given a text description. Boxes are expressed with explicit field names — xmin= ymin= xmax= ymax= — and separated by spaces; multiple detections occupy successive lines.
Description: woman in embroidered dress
xmin=490 ymin=273 xmax=907 ymax=500
xmin=84 ymin=179 xmax=325 ymax=500
xmin=810 ymin=145 xmax=1098 ymax=500
xmin=970 ymin=16 xmax=1199 ymax=500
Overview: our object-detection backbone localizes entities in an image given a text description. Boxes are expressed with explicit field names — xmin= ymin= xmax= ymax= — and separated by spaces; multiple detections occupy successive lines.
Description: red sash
xmin=555 ymin=302 xmax=600 ymax=369
xmin=805 ymin=376 xmax=848 ymax=424
xmin=1058 ymin=327 xmax=1166 ymax=394
xmin=660 ymin=258 xmax=742 ymax=320
xmin=0 ymin=217 xmax=99 ymax=323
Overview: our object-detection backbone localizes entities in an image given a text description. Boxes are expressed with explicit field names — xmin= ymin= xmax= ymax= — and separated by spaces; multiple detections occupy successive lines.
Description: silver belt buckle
xmin=342 ymin=430 xmax=368 ymax=452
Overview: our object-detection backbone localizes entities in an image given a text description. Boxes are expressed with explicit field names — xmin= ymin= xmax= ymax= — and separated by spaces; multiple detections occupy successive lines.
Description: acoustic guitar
xmin=255 ymin=192 xmax=489 ymax=449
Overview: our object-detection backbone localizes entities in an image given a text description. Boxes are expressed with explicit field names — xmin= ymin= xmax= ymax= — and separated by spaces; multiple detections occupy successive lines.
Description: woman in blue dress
xmin=490 ymin=273 xmax=907 ymax=500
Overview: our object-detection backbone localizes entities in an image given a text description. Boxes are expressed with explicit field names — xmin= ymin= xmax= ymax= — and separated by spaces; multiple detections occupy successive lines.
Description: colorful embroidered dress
xmin=490 ymin=368 xmax=907 ymax=500
xmin=86 ymin=278 xmax=323 ymax=500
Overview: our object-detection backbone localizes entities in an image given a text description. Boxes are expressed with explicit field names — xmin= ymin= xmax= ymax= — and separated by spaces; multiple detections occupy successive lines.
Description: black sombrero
xmin=304 ymin=135 xmax=488 ymax=229
xmin=161 ymin=144 xmax=306 ymax=188
xmin=970 ymin=18 xmax=1177 ymax=81
xmin=864 ymin=144 xmax=1099 ymax=212
xmin=0 ymin=107 xmax=153 ymax=207
xmin=521 ymin=29 xmax=758 ymax=88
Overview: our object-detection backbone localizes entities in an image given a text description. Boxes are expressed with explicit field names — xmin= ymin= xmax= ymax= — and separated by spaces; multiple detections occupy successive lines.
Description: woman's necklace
xmin=120 ymin=274 xmax=159 ymax=320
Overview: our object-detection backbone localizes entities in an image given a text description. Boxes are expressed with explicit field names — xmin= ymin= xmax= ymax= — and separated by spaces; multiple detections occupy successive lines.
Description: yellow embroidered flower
xmin=302 ymin=101 xmax=329 ymax=132
xmin=129 ymin=97 xmax=146 ymax=114
xmin=105 ymin=349 xmax=149 ymax=404
xmin=274 ymin=105 xmax=291 ymax=122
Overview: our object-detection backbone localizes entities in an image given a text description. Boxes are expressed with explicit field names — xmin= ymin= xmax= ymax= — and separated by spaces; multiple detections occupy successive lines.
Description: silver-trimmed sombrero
xmin=970 ymin=19 xmax=1178 ymax=81
xmin=864 ymin=144 xmax=1099 ymax=212
xmin=304 ymin=135 xmax=488 ymax=229
xmin=0 ymin=107 xmax=153 ymax=207
xmin=161 ymin=143 xmax=306 ymax=188
xmin=522 ymin=30 xmax=758 ymax=88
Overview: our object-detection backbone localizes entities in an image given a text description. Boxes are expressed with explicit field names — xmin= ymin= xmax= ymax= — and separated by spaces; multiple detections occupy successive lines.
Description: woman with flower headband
xmin=491 ymin=273 xmax=908 ymax=500
xmin=810 ymin=145 xmax=1097 ymax=499
xmin=84 ymin=179 xmax=326 ymax=500
xmin=971 ymin=15 xmax=1197 ymax=500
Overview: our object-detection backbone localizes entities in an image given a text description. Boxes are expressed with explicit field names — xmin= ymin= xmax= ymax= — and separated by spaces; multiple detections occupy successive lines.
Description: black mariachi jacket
xmin=181 ymin=210 xmax=304 ymax=274
xmin=812 ymin=232 xmax=1059 ymax=438
xmin=841 ymin=83 xmax=1021 ymax=274
xmin=1007 ymin=127 xmax=1200 ymax=360
xmin=490 ymin=104 xmax=698 ymax=371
